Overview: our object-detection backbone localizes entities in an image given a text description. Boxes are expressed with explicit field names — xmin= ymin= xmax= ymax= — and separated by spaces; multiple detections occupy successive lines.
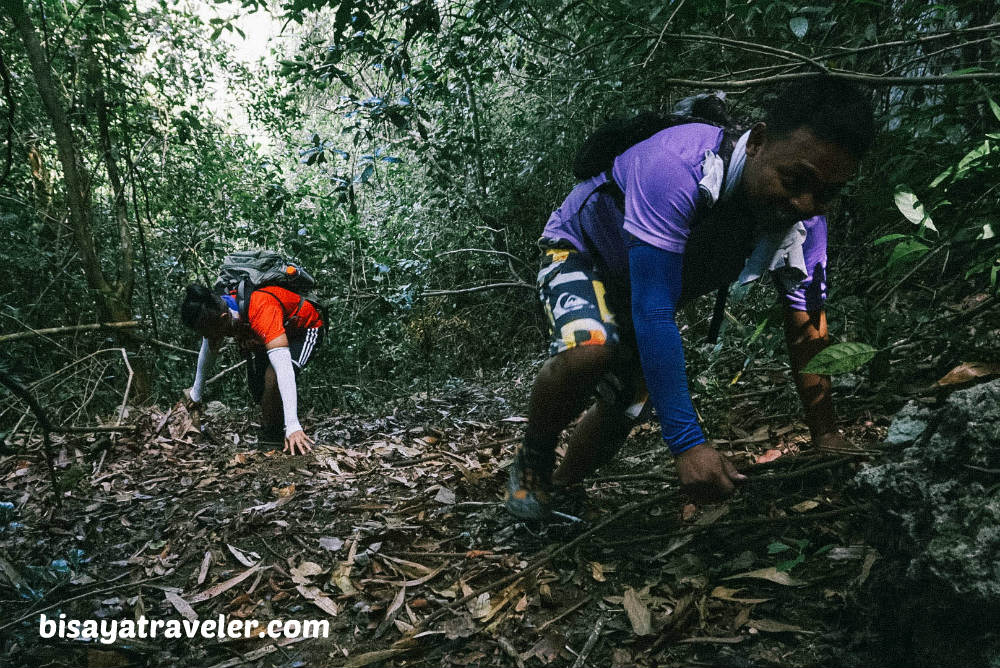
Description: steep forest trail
xmin=0 ymin=379 xmax=893 ymax=668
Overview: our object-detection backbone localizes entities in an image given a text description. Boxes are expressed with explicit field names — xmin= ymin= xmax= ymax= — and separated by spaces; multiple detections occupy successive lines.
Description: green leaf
xmin=777 ymin=554 xmax=805 ymax=572
xmin=873 ymin=233 xmax=908 ymax=247
xmin=768 ymin=541 xmax=791 ymax=554
xmin=954 ymin=140 xmax=991 ymax=179
xmin=789 ymin=16 xmax=809 ymax=39
xmin=813 ymin=544 xmax=835 ymax=557
xmin=988 ymin=97 xmax=1000 ymax=123
xmin=893 ymin=187 xmax=937 ymax=232
xmin=887 ymin=239 xmax=930 ymax=270
xmin=801 ymin=342 xmax=878 ymax=375
xmin=929 ymin=166 xmax=953 ymax=189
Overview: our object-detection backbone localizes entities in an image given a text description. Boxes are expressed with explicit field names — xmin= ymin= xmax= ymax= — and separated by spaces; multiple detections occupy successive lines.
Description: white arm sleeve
xmin=266 ymin=346 xmax=301 ymax=437
xmin=189 ymin=338 xmax=216 ymax=403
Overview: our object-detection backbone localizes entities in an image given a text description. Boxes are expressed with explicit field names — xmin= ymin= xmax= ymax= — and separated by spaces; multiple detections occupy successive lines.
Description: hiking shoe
xmin=505 ymin=447 xmax=554 ymax=520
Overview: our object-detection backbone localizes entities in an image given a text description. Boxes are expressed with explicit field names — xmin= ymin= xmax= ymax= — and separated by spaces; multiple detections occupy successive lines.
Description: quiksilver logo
xmin=553 ymin=293 xmax=591 ymax=319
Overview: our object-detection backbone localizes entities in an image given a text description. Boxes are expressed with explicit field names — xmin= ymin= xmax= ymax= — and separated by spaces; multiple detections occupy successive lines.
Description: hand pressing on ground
xmin=182 ymin=388 xmax=202 ymax=431
xmin=182 ymin=388 xmax=201 ymax=410
xmin=284 ymin=429 xmax=314 ymax=456
xmin=675 ymin=443 xmax=747 ymax=502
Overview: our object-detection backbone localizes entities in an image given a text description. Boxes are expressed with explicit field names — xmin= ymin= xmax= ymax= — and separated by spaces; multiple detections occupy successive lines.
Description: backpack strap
xmin=706 ymin=286 xmax=729 ymax=344
xmin=575 ymin=126 xmax=740 ymax=346
xmin=597 ymin=169 xmax=625 ymax=213
xmin=253 ymin=286 xmax=293 ymax=325
xmin=701 ymin=126 xmax=742 ymax=345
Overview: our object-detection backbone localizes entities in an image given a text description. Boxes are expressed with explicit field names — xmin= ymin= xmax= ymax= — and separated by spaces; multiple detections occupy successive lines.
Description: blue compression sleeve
xmin=628 ymin=241 xmax=706 ymax=454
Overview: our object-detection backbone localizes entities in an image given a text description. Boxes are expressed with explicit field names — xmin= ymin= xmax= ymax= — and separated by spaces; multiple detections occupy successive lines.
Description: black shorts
xmin=246 ymin=327 xmax=323 ymax=403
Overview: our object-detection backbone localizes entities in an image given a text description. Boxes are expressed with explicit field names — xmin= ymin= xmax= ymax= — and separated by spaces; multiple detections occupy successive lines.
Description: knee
xmin=543 ymin=344 xmax=618 ymax=380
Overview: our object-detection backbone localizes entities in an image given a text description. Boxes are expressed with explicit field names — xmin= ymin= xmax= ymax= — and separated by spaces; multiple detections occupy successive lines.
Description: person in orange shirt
xmin=180 ymin=284 xmax=324 ymax=455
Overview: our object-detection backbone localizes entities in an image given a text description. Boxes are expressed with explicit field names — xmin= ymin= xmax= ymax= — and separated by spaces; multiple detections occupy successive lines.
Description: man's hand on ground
xmin=813 ymin=431 xmax=851 ymax=451
xmin=675 ymin=443 xmax=747 ymax=502
xmin=283 ymin=430 xmax=314 ymax=456
xmin=182 ymin=389 xmax=202 ymax=431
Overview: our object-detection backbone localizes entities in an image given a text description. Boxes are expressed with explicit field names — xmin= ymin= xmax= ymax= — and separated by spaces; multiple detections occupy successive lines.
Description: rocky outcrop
xmin=853 ymin=380 xmax=1000 ymax=667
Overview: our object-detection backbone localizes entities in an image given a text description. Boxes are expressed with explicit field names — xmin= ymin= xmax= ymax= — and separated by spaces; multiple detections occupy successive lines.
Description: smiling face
xmin=740 ymin=123 xmax=859 ymax=231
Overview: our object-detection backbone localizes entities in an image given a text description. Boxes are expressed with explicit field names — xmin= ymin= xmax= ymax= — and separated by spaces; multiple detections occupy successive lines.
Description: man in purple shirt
xmin=507 ymin=79 xmax=876 ymax=520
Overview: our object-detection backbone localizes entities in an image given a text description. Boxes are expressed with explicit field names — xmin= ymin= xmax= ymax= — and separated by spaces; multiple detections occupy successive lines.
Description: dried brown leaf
xmin=789 ymin=500 xmax=820 ymax=513
xmin=710 ymin=586 xmax=771 ymax=604
xmin=623 ymin=588 xmax=653 ymax=636
xmin=290 ymin=561 xmax=324 ymax=585
xmin=749 ymin=618 xmax=812 ymax=633
xmin=227 ymin=544 xmax=259 ymax=567
xmin=936 ymin=361 xmax=1000 ymax=387
xmin=722 ymin=567 xmax=805 ymax=587
xmin=187 ymin=565 xmax=260 ymax=604
xmin=164 ymin=591 xmax=197 ymax=622
xmin=296 ymin=584 xmax=339 ymax=617
xmin=520 ymin=632 xmax=565 ymax=664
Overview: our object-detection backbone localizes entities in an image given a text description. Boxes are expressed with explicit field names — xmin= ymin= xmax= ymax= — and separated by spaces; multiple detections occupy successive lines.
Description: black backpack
xmin=573 ymin=93 xmax=736 ymax=181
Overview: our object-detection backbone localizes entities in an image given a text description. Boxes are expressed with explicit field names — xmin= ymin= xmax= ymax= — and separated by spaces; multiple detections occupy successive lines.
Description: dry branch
xmin=599 ymin=504 xmax=870 ymax=549
xmin=0 ymin=320 xmax=140 ymax=343
xmin=420 ymin=282 xmax=535 ymax=297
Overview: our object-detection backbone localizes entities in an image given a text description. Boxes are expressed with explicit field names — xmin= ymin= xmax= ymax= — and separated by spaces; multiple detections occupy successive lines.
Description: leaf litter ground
xmin=0 ymin=378 xmax=891 ymax=668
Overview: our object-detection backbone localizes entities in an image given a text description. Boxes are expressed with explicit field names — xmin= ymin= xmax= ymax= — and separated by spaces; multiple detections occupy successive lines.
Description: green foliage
xmin=801 ymin=342 xmax=879 ymax=375
xmin=768 ymin=538 xmax=835 ymax=572
xmin=879 ymin=104 xmax=1000 ymax=291
xmin=2 ymin=0 xmax=998 ymax=421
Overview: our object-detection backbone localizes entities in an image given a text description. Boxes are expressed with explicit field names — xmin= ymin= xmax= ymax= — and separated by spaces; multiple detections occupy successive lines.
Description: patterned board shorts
xmin=537 ymin=241 xmax=649 ymax=418
xmin=537 ymin=243 xmax=624 ymax=357
xmin=246 ymin=327 xmax=324 ymax=403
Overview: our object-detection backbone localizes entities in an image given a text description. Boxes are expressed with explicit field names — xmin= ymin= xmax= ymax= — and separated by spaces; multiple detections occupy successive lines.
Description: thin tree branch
xmin=0 ymin=369 xmax=60 ymax=507
xmin=0 ymin=49 xmax=15 ymax=187
xmin=820 ymin=22 xmax=1000 ymax=59
xmin=434 ymin=248 xmax=533 ymax=271
xmin=512 ymin=66 xmax=1000 ymax=88
xmin=881 ymin=36 xmax=996 ymax=76
xmin=420 ymin=282 xmax=534 ymax=297
xmin=0 ymin=321 xmax=140 ymax=344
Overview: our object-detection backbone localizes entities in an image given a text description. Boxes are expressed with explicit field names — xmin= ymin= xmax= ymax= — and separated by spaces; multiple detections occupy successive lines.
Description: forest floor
xmin=0 ymin=366 xmax=898 ymax=668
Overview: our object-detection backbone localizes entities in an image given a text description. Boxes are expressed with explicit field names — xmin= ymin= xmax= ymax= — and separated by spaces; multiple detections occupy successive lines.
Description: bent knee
xmin=545 ymin=343 xmax=620 ymax=378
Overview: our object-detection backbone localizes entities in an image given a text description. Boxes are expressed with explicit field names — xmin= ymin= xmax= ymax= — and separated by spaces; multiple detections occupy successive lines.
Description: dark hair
xmin=180 ymin=284 xmax=224 ymax=330
xmin=764 ymin=77 xmax=876 ymax=159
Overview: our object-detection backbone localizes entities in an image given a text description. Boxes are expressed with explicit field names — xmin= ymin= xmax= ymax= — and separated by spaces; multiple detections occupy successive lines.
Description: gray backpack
xmin=214 ymin=249 xmax=321 ymax=323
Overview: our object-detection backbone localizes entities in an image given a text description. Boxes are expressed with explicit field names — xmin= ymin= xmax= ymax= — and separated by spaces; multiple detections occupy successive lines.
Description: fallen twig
xmin=420 ymin=489 xmax=675 ymax=627
xmin=538 ymin=596 xmax=593 ymax=633
xmin=743 ymin=456 xmax=854 ymax=483
xmin=0 ymin=320 xmax=140 ymax=343
xmin=393 ymin=436 xmax=520 ymax=467
xmin=0 ymin=574 xmax=166 ymax=632
xmin=599 ymin=504 xmax=870 ymax=549
xmin=571 ymin=614 xmax=606 ymax=668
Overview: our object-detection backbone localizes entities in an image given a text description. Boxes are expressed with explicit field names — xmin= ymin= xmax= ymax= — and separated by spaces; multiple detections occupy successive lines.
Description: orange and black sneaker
xmin=505 ymin=446 xmax=554 ymax=520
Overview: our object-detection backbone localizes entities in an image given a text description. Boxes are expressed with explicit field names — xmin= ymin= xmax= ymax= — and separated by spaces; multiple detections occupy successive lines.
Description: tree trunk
xmin=9 ymin=0 xmax=148 ymax=396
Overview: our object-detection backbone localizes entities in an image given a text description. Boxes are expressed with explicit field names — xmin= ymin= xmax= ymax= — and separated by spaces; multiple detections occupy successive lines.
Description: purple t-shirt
xmin=541 ymin=123 xmax=828 ymax=311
